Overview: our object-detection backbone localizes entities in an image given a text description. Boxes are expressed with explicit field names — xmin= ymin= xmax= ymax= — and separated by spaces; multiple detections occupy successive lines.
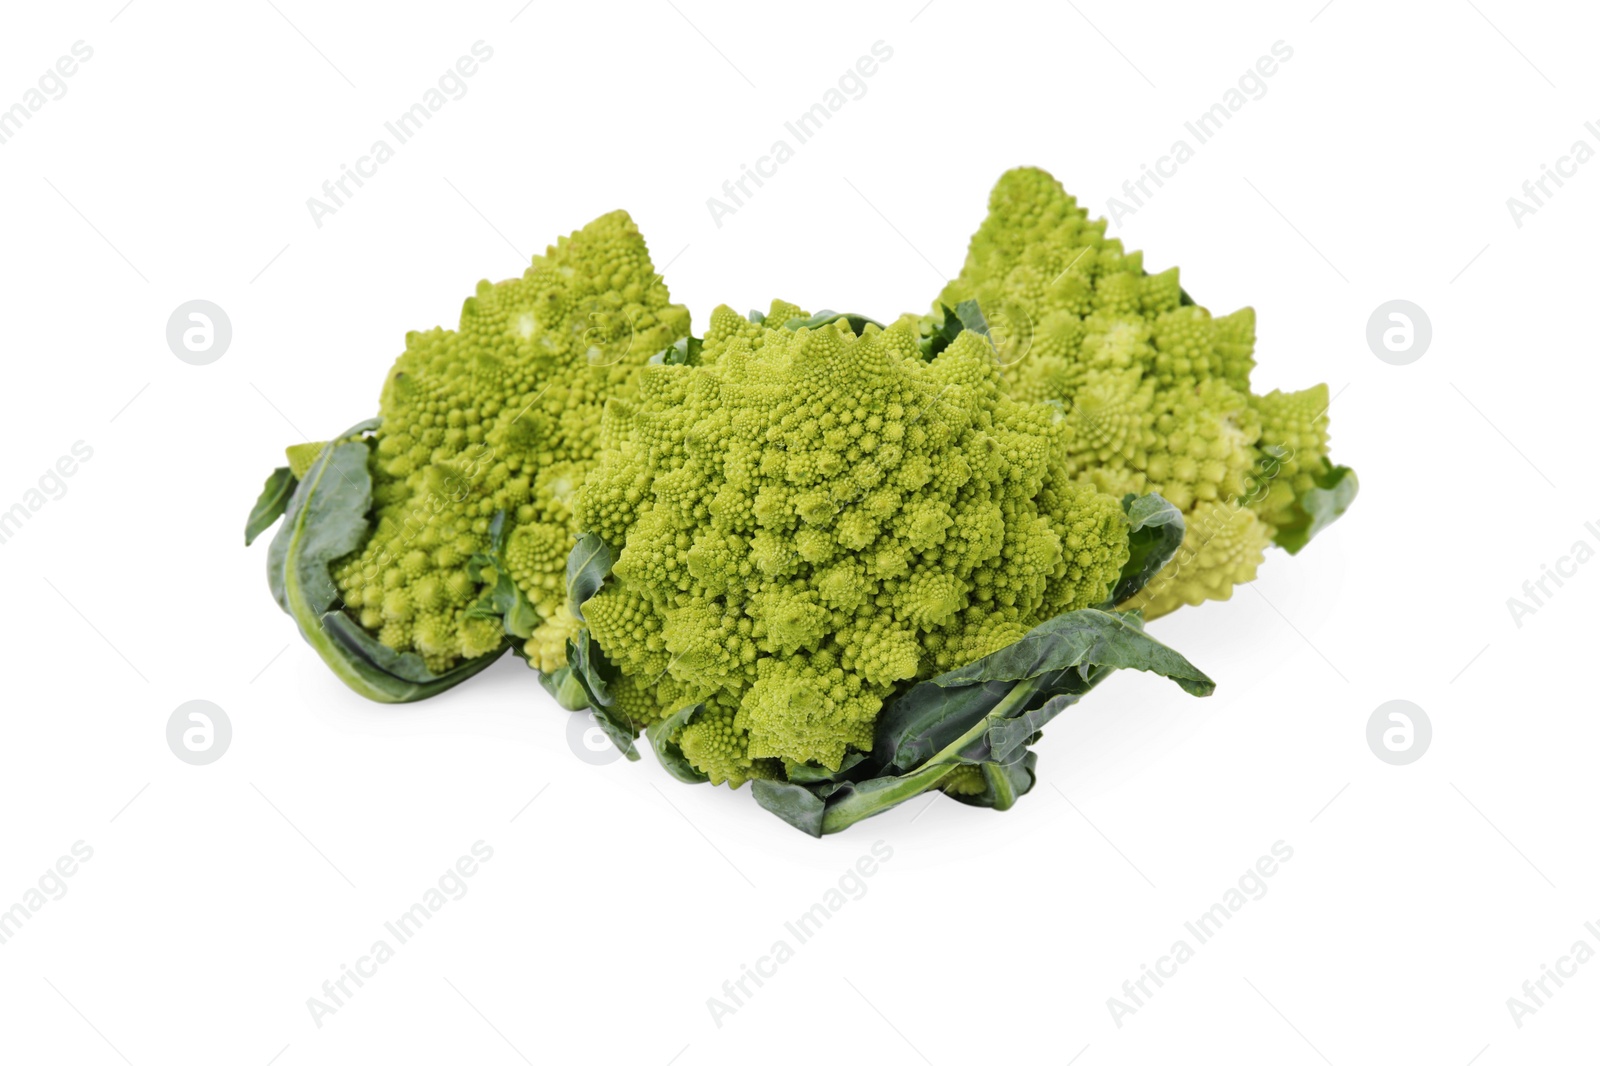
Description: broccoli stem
xmin=819 ymin=675 xmax=1045 ymax=834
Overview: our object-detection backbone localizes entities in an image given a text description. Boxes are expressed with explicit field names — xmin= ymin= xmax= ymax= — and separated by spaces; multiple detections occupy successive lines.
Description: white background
xmin=1 ymin=1 xmax=1595 ymax=1063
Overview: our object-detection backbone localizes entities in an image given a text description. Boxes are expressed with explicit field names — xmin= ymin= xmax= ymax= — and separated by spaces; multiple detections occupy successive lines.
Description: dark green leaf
xmin=951 ymin=298 xmax=989 ymax=337
xmin=875 ymin=609 xmax=1213 ymax=772
xmin=751 ymin=778 xmax=829 ymax=836
xmin=272 ymin=419 xmax=380 ymax=619
xmin=648 ymin=703 xmax=711 ymax=783
xmin=746 ymin=309 xmax=766 ymax=325
xmin=874 ymin=680 xmax=1013 ymax=772
xmin=1104 ymin=493 xmax=1186 ymax=607
xmin=538 ymin=666 xmax=594 ymax=711
xmin=566 ymin=532 xmax=614 ymax=621
xmin=587 ymin=702 xmax=641 ymax=761
xmin=245 ymin=466 xmax=296 ymax=546
xmin=977 ymin=681 xmax=1104 ymax=766
xmin=466 ymin=510 xmax=539 ymax=640
xmin=1273 ymin=462 xmax=1358 ymax=555
xmin=567 ymin=628 xmax=614 ymax=708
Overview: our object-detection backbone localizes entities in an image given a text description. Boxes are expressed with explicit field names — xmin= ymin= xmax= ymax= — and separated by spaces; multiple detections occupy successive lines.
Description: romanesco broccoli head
xmin=328 ymin=210 xmax=690 ymax=673
xmin=575 ymin=303 xmax=1130 ymax=785
xmin=935 ymin=166 xmax=1339 ymax=617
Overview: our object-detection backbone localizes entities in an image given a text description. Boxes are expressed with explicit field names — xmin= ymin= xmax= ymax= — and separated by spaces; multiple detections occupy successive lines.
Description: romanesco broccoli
xmin=327 ymin=210 xmax=690 ymax=673
xmin=933 ymin=166 xmax=1351 ymax=617
xmin=574 ymin=303 xmax=1131 ymax=785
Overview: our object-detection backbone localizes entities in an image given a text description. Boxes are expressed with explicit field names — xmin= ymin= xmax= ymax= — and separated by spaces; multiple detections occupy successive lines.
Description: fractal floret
xmin=933 ymin=167 xmax=1354 ymax=617
xmin=574 ymin=304 xmax=1131 ymax=785
xmin=327 ymin=210 xmax=690 ymax=674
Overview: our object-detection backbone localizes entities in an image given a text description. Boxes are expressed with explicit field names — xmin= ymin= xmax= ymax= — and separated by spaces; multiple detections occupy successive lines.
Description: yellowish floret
xmin=935 ymin=166 xmax=1343 ymax=617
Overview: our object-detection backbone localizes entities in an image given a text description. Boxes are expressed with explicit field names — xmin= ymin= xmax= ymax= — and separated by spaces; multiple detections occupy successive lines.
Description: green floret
xmin=933 ymin=166 xmax=1352 ymax=618
xmin=329 ymin=210 xmax=690 ymax=673
xmin=575 ymin=306 xmax=1130 ymax=785
xmin=939 ymin=763 xmax=989 ymax=796
xmin=285 ymin=441 xmax=326 ymax=480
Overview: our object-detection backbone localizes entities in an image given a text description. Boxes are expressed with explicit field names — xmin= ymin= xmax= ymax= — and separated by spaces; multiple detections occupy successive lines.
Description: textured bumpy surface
xmin=935 ymin=167 xmax=1335 ymax=617
xmin=575 ymin=304 xmax=1130 ymax=785
xmin=330 ymin=211 xmax=691 ymax=672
